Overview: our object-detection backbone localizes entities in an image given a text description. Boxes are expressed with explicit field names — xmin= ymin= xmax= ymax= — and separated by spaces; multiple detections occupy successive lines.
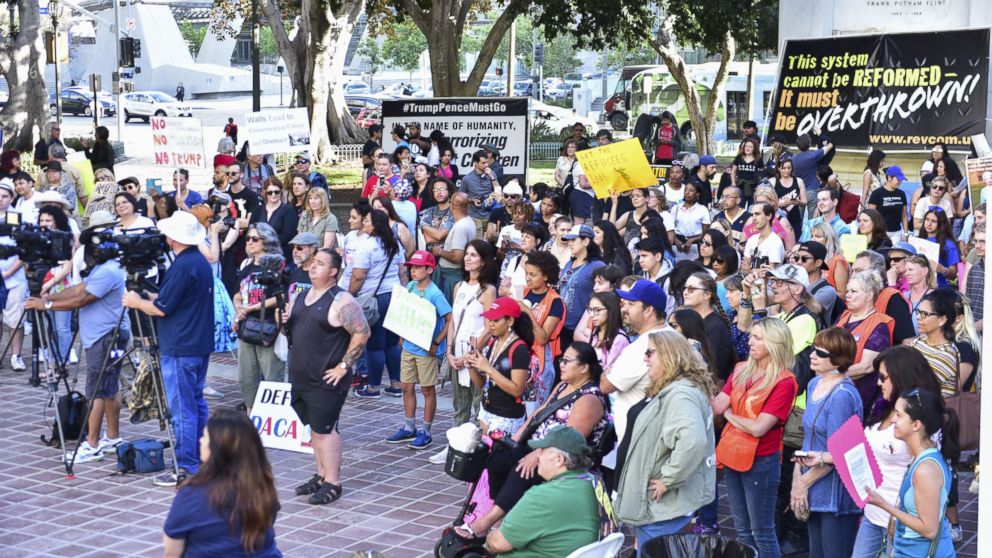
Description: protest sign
xmin=839 ymin=234 xmax=867 ymax=263
xmin=245 ymin=108 xmax=311 ymax=154
xmin=151 ymin=116 xmax=206 ymax=168
xmin=382 ymin=284 xmax=437 ymax=351
xmin=965 ymin=156 xmax=992 ymax=208
xmin=769 ymin=29 xmax=989 ymax=149
xmin=381 ymin=98 xmax=529 ymax=182
xmin=650 ymin=164 xmax=671 ymax=182
xmin=828 ymin=416 xmax=882 ymax=509
xmin=574 ymin=138 xmax=657 ymax=199
xmin=907 ymin=236 xmax=940 ymax=262
xmin=250 ymin=381 xmax=313 ymax=454
xmin=82 ymin=181 xmax=121 ymax=227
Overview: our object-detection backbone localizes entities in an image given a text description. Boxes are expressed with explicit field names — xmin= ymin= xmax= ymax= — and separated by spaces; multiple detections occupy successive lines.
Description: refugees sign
xmin=245 ymin=108 xmax=311 ymax=154
xmin=382 ymin=284 xmax=437 ymax=351
xmin=575 ymin=138 xmax=657 ymax=198
xmin=381 ymin=98 xmax=529 ymax=181
xmin=769 ymin=29 xmax=989 ymax=149
xmin=250 ymin=381 xmax=313 ymax=454
xmin=151 ymin=116 xmax=206 ymax=168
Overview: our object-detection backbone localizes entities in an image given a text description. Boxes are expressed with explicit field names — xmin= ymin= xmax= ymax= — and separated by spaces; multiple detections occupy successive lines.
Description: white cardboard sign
xmin=245 ymin=108 xmax=311 ymax=154
xmin=249 ymin=381 xmax=313 ymax=454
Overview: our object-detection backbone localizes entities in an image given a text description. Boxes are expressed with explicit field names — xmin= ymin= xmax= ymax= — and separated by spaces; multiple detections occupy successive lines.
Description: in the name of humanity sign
xmin=245 ymin=108 xmax=311 ymax=154
xmin=251 ymin=381 xmax=313 ymax=454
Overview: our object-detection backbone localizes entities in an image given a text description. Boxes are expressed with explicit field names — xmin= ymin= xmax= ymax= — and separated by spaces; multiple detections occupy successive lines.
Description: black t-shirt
xmin=613 ymin=397 xmax=650 ymax=491
xmin=524 ymin=291 xmax=565 ymax=321
xmin=958 ymin=340 xmax=979 ymax=391
xmin=885 ymin=292 xmax=915 ymax=345
xmin=287 ymin=266 xmax=312 ymax=303
xmin=704 ymin=312 xmax=738 ymax=380
xmin=732 ymin=155 xmax=764 ymax=188
xmin=229 ymin=186 xmax=261 ymax=222
xmin=687 ymin=172 xmax=713 ymax=207
xmin=362 ymin=139 xmax=380 ymax=158
xmin=867 ymin=187 xmax=907 ymax=232
xmin=237 ymin=262 xmax=279 ymax=325
xmin=482 ymin=338 xmax=530 ymax=419
xmin=488 ymin=206 xmax=511 ymax=229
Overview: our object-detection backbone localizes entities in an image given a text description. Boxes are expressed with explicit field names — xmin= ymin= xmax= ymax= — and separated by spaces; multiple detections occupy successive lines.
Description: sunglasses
xmin=227 ymin=171 xmax=239 ymax=176
xmin=813 ymin=347 xmax=831 ymax=359
xmin=246 ymin=236 xmax=261 ymax=242
xmin=715 ymin=257 xmax=726 ymax=264
xmin=644 ymin=348 xmax=656 ymax=358
xmin=797 ymin=255 xmax=815 ymax=263
xmin=701 ymin=240 xmax=712 ymax=247
xmin=295 ymin=160 xmax=308 ymax=164
xmin=266 ymin=190 xmax=281 ymax=196
xmin=931 ymin=187 xmax=946 ymax=192
xmin=890 ymin=256 xmax=906 ymax=263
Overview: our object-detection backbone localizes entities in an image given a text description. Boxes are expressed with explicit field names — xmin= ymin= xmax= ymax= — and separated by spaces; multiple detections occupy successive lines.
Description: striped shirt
xmin=966 ymin=259 xmax=984 ymax=322
xmin=909 ymin=336 xmax=961 ymax=398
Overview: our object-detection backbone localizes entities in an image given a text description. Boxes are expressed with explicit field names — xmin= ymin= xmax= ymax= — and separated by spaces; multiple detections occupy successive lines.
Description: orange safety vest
xmin=834 ymin=311 xmax=895 ymax=363
xmin=716 ymin=364 xmax=798 ymax=472
xmin=523 ymin=287 xmax=566 ymax=372
xmin=874 ymin=287 xmax=906 ymax=315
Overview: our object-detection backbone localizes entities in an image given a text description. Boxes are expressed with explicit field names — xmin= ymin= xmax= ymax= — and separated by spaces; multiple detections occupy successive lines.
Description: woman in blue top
xmin=556 ymin=224 xmax=605 ymax=353
xmin=918 ymin=209 xmax=959 ymax=288
xmin=164 ymin=409 xmax=281 ymax=558
xmin=865 ymin=388 xmax=958 ymax=558
xmin=791 ymin=327 xmax=863 ymax=558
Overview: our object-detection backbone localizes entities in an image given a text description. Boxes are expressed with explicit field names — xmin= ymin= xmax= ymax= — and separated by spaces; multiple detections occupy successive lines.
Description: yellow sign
xmin=574 ymin=138 xmax=657 ymax=199
xmin=651 ymin=165 xmax=671 ymax=180
xmin=839 ymin=233 xmax=868 ymax=263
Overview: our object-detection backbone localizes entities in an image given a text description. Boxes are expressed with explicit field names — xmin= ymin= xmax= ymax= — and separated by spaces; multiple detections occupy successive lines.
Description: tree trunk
xmin=305 ymin=1 xmax=333 ymax=163
xmin=0 ymin=1 xmax=50 ymax=152
xmin=324 ymin=0 xmax=365 ymax=148
xmin=260 ymin=0 xmax=308 ymax=109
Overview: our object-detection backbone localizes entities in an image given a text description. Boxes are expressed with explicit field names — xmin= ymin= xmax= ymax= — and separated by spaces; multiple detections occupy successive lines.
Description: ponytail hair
xmin=900 ymin=388 xmax=960 ymax=463
xmin=511 ymin=312 xmax=536 ymax=348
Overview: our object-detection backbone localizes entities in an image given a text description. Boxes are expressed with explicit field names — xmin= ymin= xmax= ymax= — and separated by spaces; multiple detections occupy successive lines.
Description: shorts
xmin=291 ymin=381 xmax=350 ymax=435
xmin=569 ymin=190 xmax=593 ymax=219
xmin=85 ymin=331 xmax=130 ymax=399
xmin=400 ymin=350 xmax=439 ymax=385
xmin=478 ymin=407 xmax=526 ymax=439
xmin=3 ymin=283 xmax=26 ymax=329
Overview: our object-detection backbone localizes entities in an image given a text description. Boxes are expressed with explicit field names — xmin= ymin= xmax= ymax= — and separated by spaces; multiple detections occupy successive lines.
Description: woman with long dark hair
xmin=917 ymin=209 xmax=959 ymax=288
xmin=682 ymin=271 xmax=738 ymax=383
xmin=164 ymin=409 xmax=280 ymax=557
xmin=38 ymin=205 xmax=75 ymax=363
xmin=371 ymin=195 xmax=415 ymax=258
xmin=769 ymin=157 xmax=807 ymax=236
xmin=557 ymin=225 xmax=605 ymax=351
xmin=83 ymin=125 xmax=115 ymax=173
xmin=286 ymin=172 xmax=311 ymax=216
xmin=857 ymin=208 xmax=892 ymax=252
xmin=259 ymin=176 xmax=299 ymax=259
xmin=593 ymin=219 xmax=632 ymax=274
xmin=862 ymin=149 xmax=885 ymax=200
xmin=586 ymin=290 xmax=628 ymax=375
xmin=697 ymin=229 xmax=728 ymax=270
xmin=730 ymin=137 xmax=764 ymax=204
xmin=352 ymin=209 xmax=403 ymax=399
xmin=0 ymin=149 xmax=20 ymax=179
xmin=667 ymin=308 xmax=717 ymax=376
xmin=908 ymin=289 xmax=961 ymax=399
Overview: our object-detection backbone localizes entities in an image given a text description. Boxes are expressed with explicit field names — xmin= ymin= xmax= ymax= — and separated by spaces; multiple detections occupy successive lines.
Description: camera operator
xmin=26 ymin=217 xmax=130 ymax=462
xmin=0 ymin=179 xmax=27 ymax=370
xmin=122 ymin=211 xmax=214 ymax=487
xmin=233 ymin=223 xmax=286 ymax=413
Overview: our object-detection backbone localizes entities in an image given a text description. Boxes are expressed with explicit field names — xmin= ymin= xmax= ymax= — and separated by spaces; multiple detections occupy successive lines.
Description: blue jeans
xmin=44 ymin=310 xmax=73 ymax=362
xmin=160 ymin=354 xmax=210 ymax=474
xmin=725 ymin=452 xmax=782 ymax=558
xmin=366 ymin=292 xmax=400 ymax=389
xmin=808 ymin=511 xmax=859 ymax=558
xmin=634 ymin=515 xmax=692 ymax=557
xmin=851 ymin=518 xmax=888 ymax=558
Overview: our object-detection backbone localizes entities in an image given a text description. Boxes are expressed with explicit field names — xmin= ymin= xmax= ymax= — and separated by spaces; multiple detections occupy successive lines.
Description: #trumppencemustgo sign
xmin=381 ymin=98 xmax=529 ymax=180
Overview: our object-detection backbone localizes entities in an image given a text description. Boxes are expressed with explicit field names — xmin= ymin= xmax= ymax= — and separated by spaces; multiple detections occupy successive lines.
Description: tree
xmin=735 ymin=0 xmax=778 ymax=121
xmin=371 ymin=0 xmax=655 ymax=98
xmin=356 ymin=35 xmax=384 ymax=88
xmin=0 ymin=0 xmax=50 ymax=152
xmin=542 ymin=33 xmax=580 ymax=79
xmin=209 ymin=0 xmax=365 ymax=161
xmin=600 ymin=42 xmax=656 ymax=73
xmin=381 ymin=20 xmax=426 ymax=77
xmin=179 ymin=21 xmax=207 ymax=58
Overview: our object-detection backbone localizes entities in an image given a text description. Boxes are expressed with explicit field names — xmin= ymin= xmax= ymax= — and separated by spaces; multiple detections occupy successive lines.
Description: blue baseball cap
xmin=616 ymin=279 xmax=668 ymax=312
xmin=883 ymin=241 xmax=917 ymax=256
xmin=699 ymin=154 xmax=717 ymax=166
xmin=562 ymin=224 xmax=594 ymax=240
xmin=885 ymin=166 xmax=908 ymax=181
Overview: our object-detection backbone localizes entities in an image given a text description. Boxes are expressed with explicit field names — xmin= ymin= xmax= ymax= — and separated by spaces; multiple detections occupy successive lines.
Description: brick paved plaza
xmin=0 ymin=354 xmax=980 ymax=557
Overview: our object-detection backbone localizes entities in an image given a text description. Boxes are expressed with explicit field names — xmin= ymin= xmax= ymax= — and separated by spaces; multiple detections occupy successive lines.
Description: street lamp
xmin=49 ymin=0 xmax=65 ymax=125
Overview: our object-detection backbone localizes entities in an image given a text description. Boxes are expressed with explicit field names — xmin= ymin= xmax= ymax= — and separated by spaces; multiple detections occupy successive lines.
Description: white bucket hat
xmin=157 ymin=210 xmax=205 ymax=245
xmin=33 ymin=190 xmax=72 ymax=210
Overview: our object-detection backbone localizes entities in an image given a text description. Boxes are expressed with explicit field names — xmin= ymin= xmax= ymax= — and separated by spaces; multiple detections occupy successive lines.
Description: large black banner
xmin=769 ymin=29 xmax=989 ymax=149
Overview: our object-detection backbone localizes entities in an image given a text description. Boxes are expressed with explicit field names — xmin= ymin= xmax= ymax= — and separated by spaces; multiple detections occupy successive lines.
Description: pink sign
xmin=827 ymin=415 xmax=883 ymax=509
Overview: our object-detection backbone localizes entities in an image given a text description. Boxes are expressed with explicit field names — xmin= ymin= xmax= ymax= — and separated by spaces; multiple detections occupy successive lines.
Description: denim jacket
xmin=802 ymin=375 xmax=862 ymax=514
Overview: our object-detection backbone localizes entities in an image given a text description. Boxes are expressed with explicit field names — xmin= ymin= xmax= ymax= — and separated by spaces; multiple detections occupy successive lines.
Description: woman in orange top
xmin=713 ymin=318 xmax=798 ymax=558
xmin=810 ymin=221 xmax=849 ymax=298
xmin=515 ymin=251 xmax=565 ymax=413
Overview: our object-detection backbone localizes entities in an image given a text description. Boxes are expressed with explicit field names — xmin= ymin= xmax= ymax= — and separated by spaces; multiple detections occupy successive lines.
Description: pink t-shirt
xmin=743 ymin=216 xmax=789 ymax=243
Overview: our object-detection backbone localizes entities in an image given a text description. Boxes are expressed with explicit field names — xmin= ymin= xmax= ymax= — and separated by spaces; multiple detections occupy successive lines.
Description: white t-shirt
xmin=913 ymin=196 xmax=954 ymax=221
xmin=863 ymin=422 xmax=913 ymax=527
xmin=555 ymin=156 xmax=575 ymax=187
xmin=743 ymin=230 xmax=785 ymax=266
xmin=338 ymin=230 xmax=366 ymax=289
xmin=664 ymin=184 xmax=685 ymax=206
xmin=572 ymin=161 xmax=594 ymax=197
xmin=607 ymin=325 xmax=668 ymax=442
xmin=673 ymin=203 xmax=711 ymax=238
xmin=352 ymin=236 xmax=401 ymax=299
xmin=15 ymin=197 xmax=38 ymax=225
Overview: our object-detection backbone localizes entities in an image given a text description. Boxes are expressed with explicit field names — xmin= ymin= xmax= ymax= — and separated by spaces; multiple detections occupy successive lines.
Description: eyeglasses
xmin=292 ymin=245 xmax=310 ymax=250
xmin=916 ymin=309 xmax=936 ymax=319
xmin=246 ymin=236 xmax=261 ymax=242
xmin=266 ymin=190 xmax=281 ymax=196
xmin=227 ymin=171 xmax=239 ymax=176
xmin=587 ymin=306 xmax=607 ymax=314
xmin=813 ymin=347 xmax=832 ymax=359
xmin=683 ymin=285 xmax=709 ymax=294
xmin=560 ymin=356 xmax=578 ymax=365
xmin=644 ymin=348 xmax=656 ymax=358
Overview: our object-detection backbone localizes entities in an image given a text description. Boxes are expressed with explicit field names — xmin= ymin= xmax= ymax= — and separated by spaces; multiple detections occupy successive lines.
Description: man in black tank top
xmin=285 ymin=249 xmax=370 ymax=505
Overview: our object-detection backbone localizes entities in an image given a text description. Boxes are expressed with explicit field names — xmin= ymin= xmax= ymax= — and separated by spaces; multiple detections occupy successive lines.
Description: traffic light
xmin=495 ymin=67 xmax=503 ymax=77
xmin=534 ymin=44 xmax=545 ymax=65
xmin=120 ymin=37 xmax=134 ymax=67
xmin=133 ymin=39 xmax=142 ymax=58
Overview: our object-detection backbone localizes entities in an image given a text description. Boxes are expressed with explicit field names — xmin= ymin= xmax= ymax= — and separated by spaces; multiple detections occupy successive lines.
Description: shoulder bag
xmin=356 ymin=248 xmax=395 ymax=325
xmin=946 ymin=364 xmax=980 ymax=451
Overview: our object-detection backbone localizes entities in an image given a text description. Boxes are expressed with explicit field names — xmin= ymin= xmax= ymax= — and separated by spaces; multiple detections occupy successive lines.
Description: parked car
xmin=49 ymin=90 xmax=116 ymax=117
xmin=545 ymin=84 xmax=572 ymax=100
xmin=345 ymin=94 xmax=384 ymax=117
xmin=478 ymin=79 xmax=506 ymax=97
xmin=343 ymin=82 xmax=372 ymax=95
xmin=512 ymin=82 xmax=540 ymax=98
xmin=122 ymin=91 xmax=190 ymax=122
xmin=356 ymin=106 xmax=381 ymax=129
xmin=381 ymin=82 xmax=421 ymax=97
xmin=528 ymin=99 xmax=597 ymax=136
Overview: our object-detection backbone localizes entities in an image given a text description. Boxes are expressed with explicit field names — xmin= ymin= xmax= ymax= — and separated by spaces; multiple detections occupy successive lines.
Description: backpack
xmin=41 ymin=391 xmax=88 ymax=448
xmin=116 ymin=439 xmax=167 ymax=474
xmin=811 ymin=280 xmax=845 ymax=325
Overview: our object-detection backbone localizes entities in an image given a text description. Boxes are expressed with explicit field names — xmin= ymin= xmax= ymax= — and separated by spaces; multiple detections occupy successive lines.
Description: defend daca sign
xmin=250 ymin=381 xmax=313 ymax=454
xmin=151 ymin=116 xmax=206 ymax=168
xmin=769 ymin=29 xmax=990 ymax=149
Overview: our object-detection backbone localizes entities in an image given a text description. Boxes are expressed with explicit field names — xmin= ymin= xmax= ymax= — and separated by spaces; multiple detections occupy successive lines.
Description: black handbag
xmin=239 ymin=316 xmax=280 ymax=347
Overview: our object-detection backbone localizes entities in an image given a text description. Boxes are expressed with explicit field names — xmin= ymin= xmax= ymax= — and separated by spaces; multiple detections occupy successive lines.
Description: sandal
xmin=294 ymin=474 xmax=322 ymax=496
xmin=452 ymin=523 xmax=482 ymax=541
xmin=307 ymin=481 xmax=343 ymax=505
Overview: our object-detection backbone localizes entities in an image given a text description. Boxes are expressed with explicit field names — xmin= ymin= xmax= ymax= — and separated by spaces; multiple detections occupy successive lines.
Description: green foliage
xmin=660 ymin=0 xmax=778 ymax=56
xmin=542 ymin=33 xmax=580 ymax=78
xmin=599 ymin=42 xmax=656 ymax=72
xmin=735 ymin=0 xmax=779 ymax=58
xmin=357 ymin=35 xmax=385 ymax=80
xmin=179 ymin=21 xmax=207 ymax=57
xmin=382 ymin=20 xmax=428 ymax=72
xmin=258 ymin=26 xmax=278 ymax=58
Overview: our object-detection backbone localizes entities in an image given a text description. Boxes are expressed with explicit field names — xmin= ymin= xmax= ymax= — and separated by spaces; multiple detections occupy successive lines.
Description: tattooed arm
xmin=329 ymin=290 xmax=371 ymax=369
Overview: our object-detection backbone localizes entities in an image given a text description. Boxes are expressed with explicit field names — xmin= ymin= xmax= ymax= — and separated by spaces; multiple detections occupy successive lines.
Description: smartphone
xmin=146 ymin=178 xmax=164 ymax=196
xmin=792 ymin=450 xmax=811 ymax=458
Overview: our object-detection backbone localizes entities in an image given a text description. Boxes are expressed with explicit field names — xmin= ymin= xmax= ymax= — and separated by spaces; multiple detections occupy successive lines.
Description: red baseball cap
xmin=214 ymin=154 xmax=238 ymax=168
xmin=481 ymin=297 xmax=522 ymax=320
xmin=403 ymin=250 xmax=436 ymax=269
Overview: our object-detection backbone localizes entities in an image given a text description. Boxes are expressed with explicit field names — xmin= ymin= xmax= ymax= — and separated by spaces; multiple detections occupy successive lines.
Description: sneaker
xmin=950 ymin=523 xmax=963 ymax=542
xmin=691 ymin=522 xmax=719 ymax=535
xmin=152 ymin=472 xmax=179 ymax=487
xmin=350 ymin=375 xmax=367 ymax=389
xmin=408 ymin=430 xmax=433 ymax=450
xmin=10 ymin=355 xmax=25 ymax=371
xmin=69 ymin=348 xmax=78 ymax=364
xmin=383 ymin=386 xmax=403 ymax=397
xmin=71 ymin=442 xmax=104 ymax=463
xmin=97 ymin=436 xmax=124 ymax=453
xmin=203 ymin=386 xmax=224 ymax=400
xmin=385 ymin=427 xmax=417 ymax=444
xmin=429 ymin=447 xmax=449 ymax=464
xmin=354 ymin=387 xmax=381 ymax=399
